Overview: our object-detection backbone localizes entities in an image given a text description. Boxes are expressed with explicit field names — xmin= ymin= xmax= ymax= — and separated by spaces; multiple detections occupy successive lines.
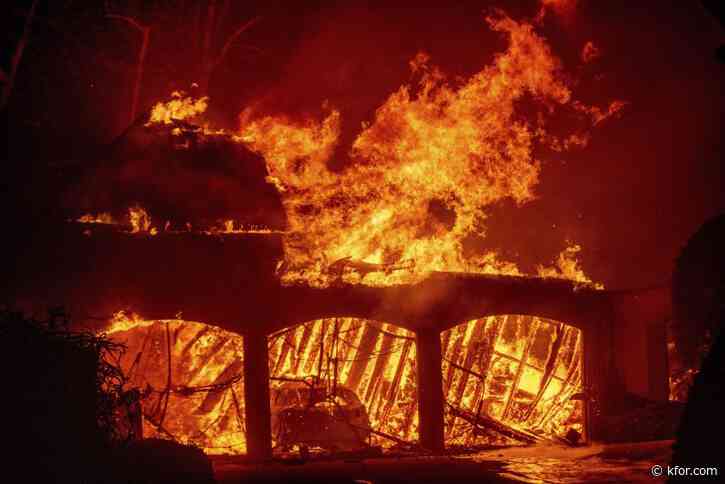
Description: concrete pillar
xmin=415 ymin=328 xmax=445 ymax=453
xmin=243 ymin=329 xmax=272 ymax=461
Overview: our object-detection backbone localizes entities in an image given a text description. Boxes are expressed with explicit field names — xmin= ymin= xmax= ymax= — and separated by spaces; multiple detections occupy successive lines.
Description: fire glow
xmin=98 ymin=8 xmax=616 ymax=456
xmin=83 ymin=11 xmax=617 ymax=288
xmin=107 ymin=313 xmax=583 ymax=454
xmin=238 ymin=13 xmax=621 ymax=287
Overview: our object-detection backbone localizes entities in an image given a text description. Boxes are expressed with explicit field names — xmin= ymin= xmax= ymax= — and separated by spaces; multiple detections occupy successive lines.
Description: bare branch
xmin=212 ymin=16 xmax=261 ymax=69
xmin=106 ymin=13 xmax=148 ymax=33
xmin=105 ymin=12 xmax=150 ymax=125
xmin=1 ymin=0 xmax=38 ymax=109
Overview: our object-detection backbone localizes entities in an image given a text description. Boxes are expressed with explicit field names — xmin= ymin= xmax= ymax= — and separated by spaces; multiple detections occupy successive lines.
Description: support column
xmin=584 ymin=304 xmax=618 ymax=443
xmin=415 ymin=328 xmax=445 ymax=453
xmin=243 ymin=329 xmax=272 ymax=461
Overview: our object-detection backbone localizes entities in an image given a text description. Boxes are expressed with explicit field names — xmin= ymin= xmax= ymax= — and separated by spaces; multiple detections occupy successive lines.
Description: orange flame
xmin=128 ymin=205 xmax=155 ymax=234
xmin=537 ymin=244 xmax=604 ymax=288
xmin=147 ymin=91 xmax=209 ymax=125
xmin=106 ymin=313 xmax=247 ymax=454
xmin=95 ymin=9 xmax=612 ymax=457
xmin=76 ymin=212 xmax=114 ymax=224
xmin=442 ymin=315 xmax=584 ymax=445
xmin=239 ymin=13 xmax=614 ymax=287
xmin=106 ymin=313 xmax=584 ymax=453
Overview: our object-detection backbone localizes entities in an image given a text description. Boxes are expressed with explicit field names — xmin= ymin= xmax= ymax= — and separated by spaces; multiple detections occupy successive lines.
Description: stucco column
xmin=243 ymin=329 xmax=272 ymax=460
xmin=416 ymin=328 xmax=445 ymax=453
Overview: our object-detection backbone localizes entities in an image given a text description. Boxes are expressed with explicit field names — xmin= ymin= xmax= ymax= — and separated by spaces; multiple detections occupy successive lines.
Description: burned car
xmin=270 ymin=381 xmax=371 ymax=452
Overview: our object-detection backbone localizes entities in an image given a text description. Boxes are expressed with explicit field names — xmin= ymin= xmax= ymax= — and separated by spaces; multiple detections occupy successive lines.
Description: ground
xmin=211 ymin=440 xmax=675 ymax=483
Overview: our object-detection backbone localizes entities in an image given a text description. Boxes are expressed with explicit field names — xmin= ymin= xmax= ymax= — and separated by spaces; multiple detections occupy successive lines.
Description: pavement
xmin=212 ymin=440 xmax=674 ymax=483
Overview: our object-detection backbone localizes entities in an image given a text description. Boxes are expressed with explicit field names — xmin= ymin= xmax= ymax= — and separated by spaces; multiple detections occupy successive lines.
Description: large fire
xmin=105 ymin=313 xmax=247 ymax=454
xmin=97 ymin=8 xmax=615 ymax=456
xmin=268 ymin=319 xmax=418 ymax=448
xmin=107 ymin=313 xmax=583 ymax=454
xmin=83 ymin=12 xmax=616 ymax=288
xmin=442 ymin=316 xmax=583 ymax=446
xmin=237 ymin=13 xmax=619 ymax=287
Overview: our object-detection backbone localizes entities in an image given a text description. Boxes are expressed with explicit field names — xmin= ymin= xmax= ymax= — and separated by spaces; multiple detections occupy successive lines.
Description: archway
xmin=105 ymin=315 xmax=247 ymax=454
xmin=441 ymin=315 xmax=584 ymax=447
xmin=267 ymin=318 xmax=417 ymax=452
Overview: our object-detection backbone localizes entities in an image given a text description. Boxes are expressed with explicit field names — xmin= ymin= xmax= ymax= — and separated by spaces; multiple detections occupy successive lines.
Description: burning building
xmin=2 ymin=1 xmax=723 ymax=481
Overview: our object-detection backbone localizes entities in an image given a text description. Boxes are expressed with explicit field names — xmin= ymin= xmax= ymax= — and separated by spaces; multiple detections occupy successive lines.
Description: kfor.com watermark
xmin=650 ymin=464 xmax=719 ymax=479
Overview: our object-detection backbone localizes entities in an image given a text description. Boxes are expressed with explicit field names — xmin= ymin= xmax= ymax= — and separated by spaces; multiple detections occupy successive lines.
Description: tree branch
xmin=106 ymin=12 xmax=150 ymax=125
xmin=106 ymin=13 xmax=148 ymax=33
xmin=212 ymin=16 xmax=261 ymax=69
xmin=1 ymin=0 xmax=38 ymax=109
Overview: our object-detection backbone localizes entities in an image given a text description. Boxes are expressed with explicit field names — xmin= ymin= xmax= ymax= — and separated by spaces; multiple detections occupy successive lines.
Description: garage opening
xmin=441 ymin=315 xmax=585 ymax=447
xmin=267 ymin=318 xmax=417 ymax=454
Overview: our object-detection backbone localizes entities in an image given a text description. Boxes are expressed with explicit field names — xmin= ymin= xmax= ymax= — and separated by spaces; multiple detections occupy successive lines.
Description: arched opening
xmin=105 ymin=316 xmax=247 ymax=454
xmin=267 ymin=318 xmax=417 ymax=453
xmin=441 ymin=315 xmax=584 ymax=447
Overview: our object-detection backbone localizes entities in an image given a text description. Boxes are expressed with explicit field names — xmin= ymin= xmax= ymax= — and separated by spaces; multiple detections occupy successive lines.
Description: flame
xmin=105 ymin=313 xmax=583 ymax=453
xmin=147 ymin=91 xmax=209 ymax=126
xmin=238 ymin=108 xmax=341 ymax=191
xmin=74 ymin=208 xmax=277 ymax=235
xmin=75 ymin=207 xmax=158 ymax=235
xmin=76 ymin=13 xmax=617 ymax=289
xmin=105 ymin=313 xmax=247 ymax=454
xmin=537 ymin=244 xmax=604 ymax=289
xmin=202 ymin=219 xmax=277 ymax=235
xmin=128 ymin=205 xmax=155 ymax=234
xmin=442 ymin=316 xmax=584 ymax=445
xmin=76 ymin=212 xmax=114 ymax=224
xmin=105 ymin=315 xmax=418 ymax=452
xmin=268 ymin=319 xmax=418 ymax=447
xmin=106 ymin=310 xmax=156 ymax=333
xmin=239 ymin=13 xmax=615 ymax=288
xmin=89 ymin=8 xmax=615 ymax=457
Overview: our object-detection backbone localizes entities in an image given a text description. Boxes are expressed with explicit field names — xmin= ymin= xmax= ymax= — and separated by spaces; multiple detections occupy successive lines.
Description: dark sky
xmin=4 ymin=0 xmax=724 ymax=290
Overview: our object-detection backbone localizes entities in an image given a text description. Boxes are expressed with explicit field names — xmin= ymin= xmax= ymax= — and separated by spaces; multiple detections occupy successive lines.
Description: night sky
xmin=3 ymin=0 xmax=724 ymax=291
